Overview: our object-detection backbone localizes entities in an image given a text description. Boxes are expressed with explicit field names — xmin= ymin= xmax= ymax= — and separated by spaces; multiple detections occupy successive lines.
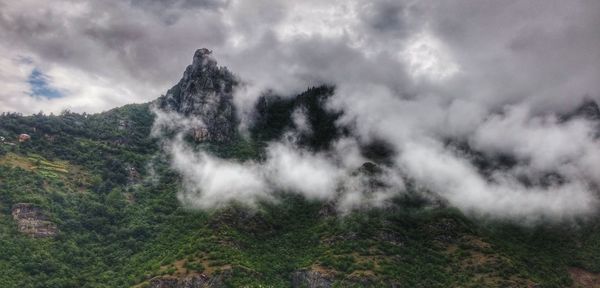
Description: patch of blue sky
xmin=27 ymin=68 xmax=63 ymax=99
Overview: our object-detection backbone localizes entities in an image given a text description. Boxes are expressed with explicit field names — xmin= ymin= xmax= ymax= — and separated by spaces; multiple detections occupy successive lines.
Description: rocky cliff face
xmin=12 ymin=203 xmax=57 ymax=238
xmin=157 ymin=48 xmax=238 ymax=142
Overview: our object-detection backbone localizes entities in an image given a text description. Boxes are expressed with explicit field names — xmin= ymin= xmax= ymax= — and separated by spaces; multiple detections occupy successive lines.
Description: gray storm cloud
xmin=3 ymin=0 xmax=600 ymax=220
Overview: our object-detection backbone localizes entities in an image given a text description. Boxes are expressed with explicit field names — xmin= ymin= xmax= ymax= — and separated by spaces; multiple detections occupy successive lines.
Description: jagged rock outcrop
xmin=149 ymin=273 xmax=225 ymax=288
xmin=12 ymin=203 xmax=57 ymax=238
xmin=157 ymin=48 xmax=238 ymax=142
xmin=291 ymin=270 xmax=334 ymax=288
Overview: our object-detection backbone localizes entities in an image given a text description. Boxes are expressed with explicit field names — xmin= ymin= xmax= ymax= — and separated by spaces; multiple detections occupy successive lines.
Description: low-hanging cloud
xmin=399 ymin=139 xmax=597 ymax=221
xmin=153 ymin=108 xmax=406 ymax=212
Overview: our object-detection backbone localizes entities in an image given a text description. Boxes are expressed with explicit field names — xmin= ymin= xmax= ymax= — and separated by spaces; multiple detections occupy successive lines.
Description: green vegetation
xmin=0 ymin=99 xmax=600 ymax=287
xmin=251 ymin=86 xmax=344 ymax=151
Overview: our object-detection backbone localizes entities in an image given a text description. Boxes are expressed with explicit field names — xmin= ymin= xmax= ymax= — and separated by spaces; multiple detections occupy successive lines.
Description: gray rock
xmin=12 ymin=203 xmax=57 ymax=238
xmin=157 ymin=48 xmax=238 ymax=142
xmin=149 ymin=273 xmax=225 ymax=288
xmin=291 ymin=270 xmax=334 ymax=288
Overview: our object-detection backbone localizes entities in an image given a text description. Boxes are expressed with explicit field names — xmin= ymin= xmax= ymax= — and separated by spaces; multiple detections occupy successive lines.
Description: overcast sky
xmin=3 ymin=0 xmax=600 ymax=220
xmin=1 ymin=0 xmax=598 ymax=114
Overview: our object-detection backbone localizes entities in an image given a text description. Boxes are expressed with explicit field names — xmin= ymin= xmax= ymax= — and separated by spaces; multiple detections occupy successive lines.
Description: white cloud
xmin=155 ymin=106 xmax=407 ymax=211
xmin=401 ymin=31 xmax=461 ymax=81
xmin=265 ymin=142 xmax=342 ymax=200
xmin=399 ymin=140 xmax=597 ymax=221
xmin=171 ymin=142 xmax=272 ymax=209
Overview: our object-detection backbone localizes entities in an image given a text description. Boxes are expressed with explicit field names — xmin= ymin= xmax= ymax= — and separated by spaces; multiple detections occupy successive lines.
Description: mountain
xmin=1 ymin=49 xmax=600 ymax=288
xmin=157 ymin=48 xmax=238 ymax=143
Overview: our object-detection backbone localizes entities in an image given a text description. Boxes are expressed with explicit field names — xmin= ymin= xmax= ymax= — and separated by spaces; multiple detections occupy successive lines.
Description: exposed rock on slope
xmin=148 ymin=273 xmax=226 ymax=288
xmin=291 ymin=269 xmax=334 ymax=288
xmin=569 ymin=267 xmax=600 ymax=288
xmin=12 ymin=203 xmax=57 ymax=238
xmin=157 ymin=48 xmax=238 ymax=142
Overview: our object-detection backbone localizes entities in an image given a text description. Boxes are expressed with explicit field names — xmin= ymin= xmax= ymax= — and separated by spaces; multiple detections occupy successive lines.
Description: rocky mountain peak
xmin=193 ymin=48 xmax=212 ymax=62
xmin=157 ymin=48 xmax=238 ymax=142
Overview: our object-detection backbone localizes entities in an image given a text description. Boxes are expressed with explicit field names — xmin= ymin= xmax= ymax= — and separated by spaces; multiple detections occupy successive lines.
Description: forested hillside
xmin=1 ymin=94 xmax=600 ymax=288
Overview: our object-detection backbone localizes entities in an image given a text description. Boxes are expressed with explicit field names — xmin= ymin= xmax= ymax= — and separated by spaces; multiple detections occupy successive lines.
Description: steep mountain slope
xmin=1 ymin=50 xmax=600 ymax=288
